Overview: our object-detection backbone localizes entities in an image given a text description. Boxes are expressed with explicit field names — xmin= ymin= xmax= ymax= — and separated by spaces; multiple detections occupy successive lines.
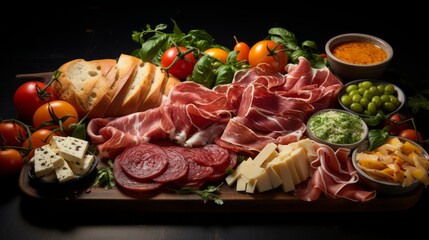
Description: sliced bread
xmin=53 ymin=58 xmax=116 ymax=117
xmin=138 ymin=66 xmax=168 ymax=112
xmin=103 ymin=54 xmax=141 ymax=117
xmin=163 ymin=75 xmax=181 ymax=96
xmin=118 ymin=61 xmax=157 ymax=116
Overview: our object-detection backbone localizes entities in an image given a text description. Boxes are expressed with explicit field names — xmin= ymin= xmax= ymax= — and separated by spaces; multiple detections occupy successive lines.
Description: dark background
xmin=1 ymin=2 xmax=428 ymax=239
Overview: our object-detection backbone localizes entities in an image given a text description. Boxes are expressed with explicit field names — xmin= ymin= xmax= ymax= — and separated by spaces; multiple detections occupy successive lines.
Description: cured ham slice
xmin=88 ymin=56 xmax=343 ymax=159
xmin=294 ymin=144 xmax=376 ymax=202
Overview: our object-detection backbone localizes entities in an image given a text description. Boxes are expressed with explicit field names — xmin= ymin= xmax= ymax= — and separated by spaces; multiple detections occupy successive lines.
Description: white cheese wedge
xmin=236 ymin=176 xmax=247 ymax=192
xmin=298 ymin=138 xmax=318 ymax=163
xmin=245 ymin=179 xmax=257 ymax=193
xmin=225 ymin=157 xmax=252 ymax=186
xmin=59 ymin=137 xmax=89 ymax=165
xmin=255 ymin=170 xmax=273 ymax=192
xmin=55 ymin=158 xmax=75 ymax=183
xmin=68 ymin=154 xmax=95 ymax=175
xmin=251 ymin=142 xmax=278 ymax=167
xmin=268 ymin=158 xmax=295 ymax=192
xmin=266 ymin=165 xmax=283 ymax=189
xmin=240 ymin=160 xmax=265 ymax=180
xmin=34 ymin=145 xmax=63 ymax=177
xmin=290 ymin=147 xmax=310 ymax=182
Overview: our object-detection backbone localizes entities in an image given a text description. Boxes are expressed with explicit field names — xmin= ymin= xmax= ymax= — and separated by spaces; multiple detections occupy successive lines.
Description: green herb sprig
xmin=92 ymin=160 xmax=116 ymax=190
xmin=169 ymin=182 xmax=224 ymax=205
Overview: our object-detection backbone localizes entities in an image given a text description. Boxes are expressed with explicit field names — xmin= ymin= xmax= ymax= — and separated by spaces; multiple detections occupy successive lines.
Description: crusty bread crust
xmin=52 ymin=55 xmax=182 ymax=118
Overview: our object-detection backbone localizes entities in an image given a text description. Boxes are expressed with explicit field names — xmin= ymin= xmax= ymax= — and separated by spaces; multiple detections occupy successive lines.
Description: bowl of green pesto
xmin=306 ymin=109 xmax=368 ymax=151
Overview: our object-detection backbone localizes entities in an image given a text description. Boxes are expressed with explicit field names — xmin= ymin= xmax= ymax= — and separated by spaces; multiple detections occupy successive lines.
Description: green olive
xmin=341 ymin=94 xmax=352 ymax=107
xmin=350 ymin=102 xmax=363 ymax=113
xmin=384 ymin=84 xmax=395 ymax=95
xmin=346 ymin=84 xmax=358 ymax=93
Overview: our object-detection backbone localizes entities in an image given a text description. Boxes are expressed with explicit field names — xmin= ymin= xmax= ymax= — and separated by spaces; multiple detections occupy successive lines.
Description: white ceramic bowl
xmin=325 ymin=33 xmax=393 ymax=82
xmin=338 ymin=79 xmax=405 ymax=118
xmin=306 ymin=109 xmax=368 ymax=151
xmin=352 ymin=136 xmax=427 ymax=195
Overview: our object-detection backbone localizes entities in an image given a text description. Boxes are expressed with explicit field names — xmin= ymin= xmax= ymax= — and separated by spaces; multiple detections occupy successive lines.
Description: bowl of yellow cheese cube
xmin=352 ymin=136 xmax=429 ymax=195
xmin=28 ymin=136 xmax=98 ymax=188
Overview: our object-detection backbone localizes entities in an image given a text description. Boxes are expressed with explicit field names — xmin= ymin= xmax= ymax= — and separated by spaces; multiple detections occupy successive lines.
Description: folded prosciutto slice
xmin=88 ymin=57 xmax=343 ymax=159
xmin=294 ymin=144 xmax=376 ymax=202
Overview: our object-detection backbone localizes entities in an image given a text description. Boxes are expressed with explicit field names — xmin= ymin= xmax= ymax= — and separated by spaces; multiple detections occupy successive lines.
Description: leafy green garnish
xmin=92 ymin=160 xmax=116 ymax=190
xmin=368 ymin=128 xmax=390 ymax=151
xmin=169 ymin=182 xmax=224 ymax=205
xmin=267 ymin=27 xmax=327 ymax=69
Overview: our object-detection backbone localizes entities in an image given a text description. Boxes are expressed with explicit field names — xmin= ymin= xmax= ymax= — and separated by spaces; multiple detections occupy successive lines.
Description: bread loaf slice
xmin=118 ymin=61 xmax=157 ymax=116
xmin=53 ymin=58 xmax=116 ymax=117
xmin=103 ymin=54 xmax=141 ymax=117
xmin=138 ymin=66 xmax=168 ymax=111
xmin=163 ymin=75 xmax=181 ymax=96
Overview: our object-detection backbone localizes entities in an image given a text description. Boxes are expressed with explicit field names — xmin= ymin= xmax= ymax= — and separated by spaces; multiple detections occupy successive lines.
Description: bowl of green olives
xmin=338 ymin=79 xmax=405 ymax=117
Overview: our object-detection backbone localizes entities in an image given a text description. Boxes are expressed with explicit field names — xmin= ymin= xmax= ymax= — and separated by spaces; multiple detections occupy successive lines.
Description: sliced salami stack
xmin=113 ymin=142 xmax=237 ymax=192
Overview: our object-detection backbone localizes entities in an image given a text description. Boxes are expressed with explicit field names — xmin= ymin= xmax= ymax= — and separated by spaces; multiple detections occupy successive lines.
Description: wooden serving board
xmin=18 ymin=163 xmax=424 ymax=213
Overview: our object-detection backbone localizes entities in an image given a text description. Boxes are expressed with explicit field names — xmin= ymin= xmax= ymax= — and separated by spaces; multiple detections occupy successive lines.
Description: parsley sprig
xmin=169 ymin=182 xmax=224 ymax=205
xmin=92 ymin=160 xmax=116 ymax=190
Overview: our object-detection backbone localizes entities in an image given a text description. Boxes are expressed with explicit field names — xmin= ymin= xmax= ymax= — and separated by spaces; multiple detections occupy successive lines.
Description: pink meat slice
xmin=193 ymin=144 xmax=230 ymax=167
xmin=176 ymin=147 xmax=214 ymax=181
xmin=113 ymin=157 xmax=163 ymax=192
xmin=152 ymin=147 xmax=189 ymax=183
xmin=118 ymin=143 xmax=169 ymax=181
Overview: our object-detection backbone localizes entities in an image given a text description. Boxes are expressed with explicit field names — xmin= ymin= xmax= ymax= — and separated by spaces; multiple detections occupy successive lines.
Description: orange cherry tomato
xmin=0 ymin=148 xmax=24 ymax=177
xmin=33 ymin=100 xmax=79 ymax=135
xmin=204 ymin=47 xmax=229 ymax=63
xmin=248 ymin=40 xmax=288 ymax=73
xmin=398 ymin=129 xmax=424 ymax=145
xmin=233 ymin=36 xmax=250 ymax=62
xmin=22 ymin=129 xmax=57 ymax=160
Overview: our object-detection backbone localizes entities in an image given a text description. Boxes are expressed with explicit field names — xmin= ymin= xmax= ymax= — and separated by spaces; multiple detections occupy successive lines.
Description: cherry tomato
xmin=234 ymin=36 xmax=250 ymax=62
xmin=161 ymin=46 xmax=196 ymax=80
xmin=0 ymin=121 xmax=28 ymax=147
xmin=248 ymin=40 xmax=288 ymax=73
xmin=386 ymin=113 xmax=413 ymax=135
xmin=14 ymin=81 xmax=57 ymax=124
xmin=22 ymin=129 xmax=57 ymax=160
xmin=33 ymin=100 xmax=79 ymax=135
xmin=398 ymin=129 xmax=423 ymax=145
xmin=0 ymin=148 xmax=23 ymax=177
xmin=204 ymin=47 xmax=229 ymax=63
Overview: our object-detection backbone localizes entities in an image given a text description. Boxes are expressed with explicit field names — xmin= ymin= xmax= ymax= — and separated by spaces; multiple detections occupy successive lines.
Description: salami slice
xmin=177 ymin=147 xmax=214 ymax=181
xmin=118 ymin=143 xmax=168 ymax=180
xmin=113 ymin=157 xmax=162 ymax=192
xmin=206 ymin=151 xmax=238 ymax=181
xmin=193 ymin=144 xmax=230 ymax=167
xmin=153 ymin=147 xmax=189 ymax=183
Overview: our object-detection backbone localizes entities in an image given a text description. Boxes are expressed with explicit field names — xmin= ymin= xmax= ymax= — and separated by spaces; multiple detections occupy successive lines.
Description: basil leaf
xmin=139 ymin=34 xmax=168 ymax=61
xmin=191 ymin=55 xmax=216 ymax=88
xmin=268 ymin=27 xmax=298 ymax=44
xmin=302 ymin=40 xmax=318 ymax=50
xmin=368 ymin=129 xmax=389 ymax=151
xmin=71 ymin=122 xmax=87 ymax=140
xmin=363 ymin=112 xmax=386 ymax=127
xmin=226 ymin=50 xmax=239 ymax=63
xmin=215 ymin=65 xmax=234 ymax=86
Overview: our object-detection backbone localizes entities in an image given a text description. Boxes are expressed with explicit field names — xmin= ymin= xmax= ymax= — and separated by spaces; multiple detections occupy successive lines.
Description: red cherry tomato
xmin=386 ymin=113 xmax=413 ymax=135
xmin=13 ymin=81 xmax=57 ymax=124
xmin=161 ymin=46 xmax=196 ymax=80
xmin=248 ymin=40 xmax=288 ymax=73
xmin=233 ymin=36 xmax=250 ymax=62
xmin=398 ymin=129 xmax=424 ymax=145
xmin=0 ymin=121 xmax=28 ymax=147
xmin=0 ymin=148 xmax=23 ymax=177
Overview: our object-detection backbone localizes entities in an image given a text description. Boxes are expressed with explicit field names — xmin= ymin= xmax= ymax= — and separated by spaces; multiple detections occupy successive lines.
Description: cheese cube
xmin=68 ymin=154 xmax=95 ymax=175
xmin=49 ymin=136 xmax=68 ymax=151
xmin=55 ymin=159 xmax=75 ymax=183
xmin=225 ymin=158 xmax=251 ymax=186
xmin=34 ymin=145 xmax=63 ymax=177
xmin=59 ymin=137 xmax=89 ymax=164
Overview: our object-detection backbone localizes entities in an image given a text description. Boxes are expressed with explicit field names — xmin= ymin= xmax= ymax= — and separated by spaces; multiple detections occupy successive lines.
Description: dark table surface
xmin=1 ymin=3 xmax=428 ymax=239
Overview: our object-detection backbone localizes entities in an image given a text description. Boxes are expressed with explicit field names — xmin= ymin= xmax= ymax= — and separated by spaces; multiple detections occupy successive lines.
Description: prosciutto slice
xmin=294 ymin=144 xmax=376 ymax=202
xmin=88 ymin=56 xmax=343 ymax=159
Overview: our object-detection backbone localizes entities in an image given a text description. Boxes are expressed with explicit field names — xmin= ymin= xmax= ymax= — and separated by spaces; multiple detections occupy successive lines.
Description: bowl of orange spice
xmin=325 ymin=33 xmax=393 ymax=82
